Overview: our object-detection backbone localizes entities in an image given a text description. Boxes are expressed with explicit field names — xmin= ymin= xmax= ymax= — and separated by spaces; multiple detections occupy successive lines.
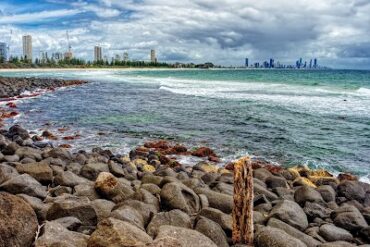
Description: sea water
xmin=1 ymin=69 xmax=369 ymax=180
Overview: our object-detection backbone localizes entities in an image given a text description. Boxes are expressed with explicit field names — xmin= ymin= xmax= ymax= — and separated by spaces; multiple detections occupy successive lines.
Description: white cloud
xmin=0 ymin=9 xmax=83 ymax=24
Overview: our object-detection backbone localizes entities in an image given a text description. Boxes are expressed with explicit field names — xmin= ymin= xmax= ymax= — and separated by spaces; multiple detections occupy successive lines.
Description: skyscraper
xmin=94 ymin=46 xmax=102 ymax=62
xmin=245 ymin=58 xmax=249 ymax=67
xmin=269 ymin=58 xmax=274 ymax=68
xmin=313 ymin=58 xmax=318 ymax=68
xmin=0 ymin=42 xmax=7 ymax=62
xmin=22 ymin=35 xmax=32 ymax=61
xmin=309 ymin=59 xmax=313 ymax=69
xmin=150 ymin=49 xmax=157 ymax=63
xmin=123 ymin=52 xmax=129 ymax=62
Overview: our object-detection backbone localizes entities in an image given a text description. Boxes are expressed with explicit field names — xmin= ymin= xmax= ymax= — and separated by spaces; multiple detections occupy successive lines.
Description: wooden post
xmin=233 ymin=157 xmax=254 ymax=246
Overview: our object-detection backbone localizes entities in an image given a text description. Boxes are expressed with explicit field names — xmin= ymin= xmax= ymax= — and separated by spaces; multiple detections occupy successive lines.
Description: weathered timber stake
xmin=233 ymin=157 xmax=254 ymax=246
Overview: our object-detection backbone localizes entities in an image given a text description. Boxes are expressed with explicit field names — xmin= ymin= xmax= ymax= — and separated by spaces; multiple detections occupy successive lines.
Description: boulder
xmin=267 ymin=218 xmax=321 ymax=247
xmin=108 ymin=162 xmax=125 ymax=177
xmin=15 ymin=147 xmax=42 ymax=161
xmin=132 ymin=188 xmax=160 ymax=210
xmin=337 ymin=181 xmax=366 ymax=202
xmin=195 ymin=217 xmax=229 ymax=247
xmin=304 ymin=201 xmax=332 ymax=219
xmin=55 ymin=170 xmax=91 ymax=187
xmin=35 ymin=221 xmax=89 ymax=247
xmin=146 ymin=209 xmax=192 ymax=237
xmin=110 ymin=205 xmax=145 ymax=230
xmin=198 ymin=207 xmax=232 ymax=233
xmin=0 ymin=192 xmax=38 ymax=247
xmin=254 ymin=183 xmax=279 ymax=201
xmin=46 ymin=195 xmax=98 ymax=226
xmin=332 ymin=205 xmax=368 ymax=232
xmin=255 ymin=226 xmax=307 ymax=247
xmin=319 ymin=224 xmax=353 ymax=242
xmin=44 ymin=148 xmax=72 ymax=161
xmin=0 ymin=163 xmax=19 ymax=184
xmin=194 ymin=187 xmax=232 ymax=214
xmin=80 ymin=162 xmax=109 ymax=180
xmin=7 ymin=125 xmax=30 ymax=140
xmin=74 ymin=183 xmax=100 ymax=201
xmin=319 ymin=241 xmax=356 ymax=247
xmin=16 ymin=162 xmax=53 ymax=184
xmin=91 ymin=199 xmax=115 ymax=222
xmin=155 ymin=225 xmax=217 ymax=247
xmin=268 ymin=200 xmax=308 ymax=231
xmin=17 ymin=193 xmax=50 ymax=221
xmin=254 ymin=168 xmax=273 ymax=182
xmin=146 ymin=237 xmax=182 ymax=247
xmin=0 ymin=173 xmax=47 ymax=198
xmin=119 ymin=199 xmax=158 ymax=225
xmin=317 ymin=185 xmax=336 ymax=202
xmin=52 ymin=216 xmax=82 ymax=231
xmin=265 ymin=176 xmax=288 ymax=189
xmin=94 ymin=172 xmax=134 ymax=203
xmin=88 ymin=218 xmax=153 ymax=247
xmin=294 ymin=186 xmax=324 ymax=205
xmin=161 ymin=182 xmax=200 ymax=214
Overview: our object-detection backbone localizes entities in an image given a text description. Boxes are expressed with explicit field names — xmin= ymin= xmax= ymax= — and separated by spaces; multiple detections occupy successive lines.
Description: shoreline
xmin=0 ymin=76 xmax=369 ymax=246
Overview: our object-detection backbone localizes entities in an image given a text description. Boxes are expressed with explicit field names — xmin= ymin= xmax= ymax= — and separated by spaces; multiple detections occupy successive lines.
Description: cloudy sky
xmin=0 ymin=0 xmax=369 ymax=69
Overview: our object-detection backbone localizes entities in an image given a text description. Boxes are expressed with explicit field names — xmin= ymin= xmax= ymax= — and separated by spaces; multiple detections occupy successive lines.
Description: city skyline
xmin=0 ymin=1 xmax=369 ymax=69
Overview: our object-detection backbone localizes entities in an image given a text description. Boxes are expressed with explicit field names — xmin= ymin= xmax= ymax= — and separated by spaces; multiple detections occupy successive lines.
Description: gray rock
xmin=111 ymin=205 xmax=145 ymax=230
xmin=141 ymin=183 xmax=161 ymax=195
xmin=74 ymin=183 xmax=100 ymax=200
xmin=254 ymin=183 xmax=279 ymax=201
xmin=46 ymin=195 xmax=98 ymax=226
xmin=132 ymin=188 xmax=160 ymax=210
xmin=53 ymin=216 xmax=82 ymax=231
xmin=304 ymin=201 xmax=332 ymax=219
xmin=269 ymin=200 xmax=308 ymax=231
xmin=294 ymin=186 xmax=324 ymax=205
xmin=4 ymin=154 xmax=20 ymax=162
xmin=146 ymin=209 xmax=192 ymax=237
xmin=161 ymin=182 xmax=200 ymax=214
xmin=0 ymin=163 xmax=19 ymax=184
xmin=267 ymin=218 xmax=321 ymax=247
xmin=91 ymin=199 xmax=115 ymax=222
xmin=317 ymin=185 xmax=336 ymax=202
xmin=15 ymin=147 xmax=42 ymax=161
xmin=108 ymin=161 xmax=125 ymax=177
xmin=319 ymin=224 xmax=353 ymax=242
xmin=194 ymin=187 xmax=232 ymax=214
xmin=0 ymin=192 xmax=38 ymax=247
xmin=44 ymin=147 xmax=72 ymax=161
xmin=55 ymin=170 xmax=91 ymax=187
xmin=16 ymin=162 xmax=53 ymax=184
xmin=80 ymin=162 xmax=109 ymax=180
xmin=332 ymin=205 xmax=368 ymax=232
xmin=0 ymin=173 xmax=47 ymax=198
xmin=198 ymin=207 xmax=232 ymax=233
xmin=266 ymin=175 xmax=288 ymax=189
xmin=119 ymin=199 xmax=158 ymax=225
xmin=35 ymin=221 xmax=89 ymax=247
xmin=141 ymin=174 xmax=163 ymax=186
xmin=88 ymin=217 xmax=153 ymax=247
xmin=318 ymin=241 xmax=356 ymax=247
xmin=195 ymin=217 xmax=229 ymax=247
xmin=254 ymin=168 xmax=273 ymax=182
xmin=255 ymin=226 xmax=307 ymax=247
xmin=17 ymin=193 xmax=50 ymax=221
xmin=337 ymin=181 xmax=366 ymax=202
xmin=49 ymin=186 xmax=72 ymax=196
xmin=94 ymin=172 xmax=134 ymax=203
xmin=155 ymin=225 xmax=217 ymax=247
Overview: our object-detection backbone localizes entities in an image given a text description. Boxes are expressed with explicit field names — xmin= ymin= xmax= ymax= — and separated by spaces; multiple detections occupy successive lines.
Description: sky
xmin=0 ymin=0 xmax=370 ymax=69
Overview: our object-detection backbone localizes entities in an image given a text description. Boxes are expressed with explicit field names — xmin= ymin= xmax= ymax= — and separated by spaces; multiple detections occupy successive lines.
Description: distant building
xmin=0 ymin=42 xmax=7 ymax=62
xmin=150 ymin=49 xmax=157 ymax=63
xmin=269 ymin=58 xmax=274 ymax=68
xmin=52 ymin=52 xmax=64 ymax=61
xmin=64 ymin=51 xmax=73 ymax=60
xmin=313 ymin=58 xmax=318 ymax=68
xmin=40 ymin=51 xmax=48 ymax=63
xmin=309 ymin=59 xmax=313 ymax=69
xmin=22 ymin=35 xmax=32 ymax=61
xmin=245 ymin=58 xmax=249 ymax=67
xmin=94 ymin=46 xmax=102 ymax=62
xmin=114 ymin=54 xmax=121 ymax=62
xmin=123 ymin=52 xmax=129 ymax=62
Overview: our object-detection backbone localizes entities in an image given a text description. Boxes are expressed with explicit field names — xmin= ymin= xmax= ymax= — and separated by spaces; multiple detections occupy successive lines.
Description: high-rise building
xmin=150 ymin=49 xmax=157 ymax=63
xmin=123 ymin=52 xmax=129 ymax=62
xmin=245 ymin=58 xmax=249 ymax=67
xmin=309 ymin=59 xmax=313 ymax=69
xmin=22 ymin=35 xmax=32 ymax=61
xmin=313 ymin=58 xmax=318 ymax=68
xmin=52 ymin=52 xmax=64 ymax=61
xmin=94 ymin=46 xmax=102 ymax=62
xmin=0 ymin=42 xmax=7 ymax=62
xmin=269 ymin=58 xmax=274 ymax=68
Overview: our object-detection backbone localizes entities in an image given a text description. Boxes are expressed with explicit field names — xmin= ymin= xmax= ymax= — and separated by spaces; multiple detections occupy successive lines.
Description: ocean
xmin=1 ymin=69 xmax=369 ymax=180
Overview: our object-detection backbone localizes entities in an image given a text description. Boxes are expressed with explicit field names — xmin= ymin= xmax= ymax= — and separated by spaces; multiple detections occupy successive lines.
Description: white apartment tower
xmin=94 ymin=46 xmax=102 ymax=62
xmin=150 ymin=49 xmax=157 ymax=63
xmin=22 ymin=35 xmax=32 ymax=61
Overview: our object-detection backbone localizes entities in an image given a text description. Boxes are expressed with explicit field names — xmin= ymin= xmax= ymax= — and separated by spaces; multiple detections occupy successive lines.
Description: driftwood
xmin=232 ymin=157 xmax=254 ymax=246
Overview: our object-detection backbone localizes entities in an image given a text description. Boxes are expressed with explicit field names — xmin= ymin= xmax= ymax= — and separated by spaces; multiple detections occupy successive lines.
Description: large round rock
xmin=0 ymin=192 xmax=38 ymax=247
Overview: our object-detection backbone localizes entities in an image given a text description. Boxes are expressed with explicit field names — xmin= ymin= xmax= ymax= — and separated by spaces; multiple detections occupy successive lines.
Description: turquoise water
xmin=1 ymin=69 xmax=370 ymax=180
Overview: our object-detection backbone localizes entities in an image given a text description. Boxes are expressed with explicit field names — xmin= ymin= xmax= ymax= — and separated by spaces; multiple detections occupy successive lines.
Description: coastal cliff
xmin=0 ymin=78 xmax=369 ymax=247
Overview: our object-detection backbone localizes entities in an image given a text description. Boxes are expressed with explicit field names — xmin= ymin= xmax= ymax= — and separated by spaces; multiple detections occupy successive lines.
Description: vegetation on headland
xmin=0 ymin=56 xmax=217 ymax=69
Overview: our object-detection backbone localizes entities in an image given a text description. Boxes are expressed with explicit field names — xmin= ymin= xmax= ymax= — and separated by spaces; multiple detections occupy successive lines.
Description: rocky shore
xmin=0 ymin=76 xmax=87 ymax=98
xmin=0 ymin=125 xmax=369 ymax=247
